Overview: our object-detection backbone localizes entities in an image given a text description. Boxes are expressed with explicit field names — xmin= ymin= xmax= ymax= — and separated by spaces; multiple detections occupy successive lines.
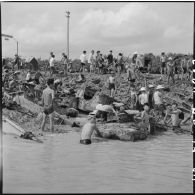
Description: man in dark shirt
xmin=107 ymin=50 xmax=113 ymax=66
xmin=34 ymin=71 xmax=43 ymax=84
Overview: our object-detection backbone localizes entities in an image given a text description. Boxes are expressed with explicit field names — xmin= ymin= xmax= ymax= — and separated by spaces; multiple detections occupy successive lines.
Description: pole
xmin=66 ymin=11 xmax=70 ymax=60
xmin=17 ymin=41 xmax=18 ymax=56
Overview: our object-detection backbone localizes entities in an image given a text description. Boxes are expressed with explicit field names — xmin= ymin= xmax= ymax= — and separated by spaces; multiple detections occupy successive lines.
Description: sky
xmin=1 ymin=2 xmax=194 ymax=60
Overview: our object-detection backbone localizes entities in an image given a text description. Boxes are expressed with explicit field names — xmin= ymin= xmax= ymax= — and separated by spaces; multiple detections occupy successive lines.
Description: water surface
xmin=3 ymin=129 xmax=193 ymax=193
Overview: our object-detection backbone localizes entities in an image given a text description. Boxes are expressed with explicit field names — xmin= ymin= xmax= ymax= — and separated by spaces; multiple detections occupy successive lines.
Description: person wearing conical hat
xmin=138 ymin=87 xmax=149 ymax=111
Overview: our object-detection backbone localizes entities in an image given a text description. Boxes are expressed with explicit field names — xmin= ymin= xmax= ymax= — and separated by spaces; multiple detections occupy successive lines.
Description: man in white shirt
xmin=49 ymin=54 xmax=55 ymax=76
xmin=80 ymin=51 xmax=87 ymax=72
xmin=153 ymin=85 xmax=164 ymax=115
xmin=153 ymin=85 xmax=163 ymax=105
xmin=138 ymin=87 xmax=148 ymax=111
xmin=26 ymin=70 xmax=32 ymax=82
xmin=88 ymin=50 xmax=95 ymax=73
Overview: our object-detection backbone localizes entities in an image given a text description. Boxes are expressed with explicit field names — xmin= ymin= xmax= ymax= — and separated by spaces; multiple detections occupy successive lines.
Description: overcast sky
xmin=1 ymin=2 xmax=194 ymax=60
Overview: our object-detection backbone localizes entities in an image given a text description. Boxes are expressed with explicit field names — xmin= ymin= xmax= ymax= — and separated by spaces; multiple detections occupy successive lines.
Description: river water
xmin=3 ymin=128 xmax=193 ymax=193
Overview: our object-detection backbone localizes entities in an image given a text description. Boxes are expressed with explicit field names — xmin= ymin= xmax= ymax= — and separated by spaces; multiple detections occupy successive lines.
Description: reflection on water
xmin=3 ymin=130 xmax=192 ymax=193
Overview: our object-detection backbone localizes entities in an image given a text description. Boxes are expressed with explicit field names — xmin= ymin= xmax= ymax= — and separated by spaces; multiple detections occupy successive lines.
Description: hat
xmin=54 ymin=79 xmax=60 ymax=84
xmin=139 ymin=87 xmax=146 ymax=91
xmin=133 ymin=51 xmax=138 ymax=55
xmin=14 ymin=71 xmax=21 ymax=75
xmin=168 ymin=57 xmax=173 ymax=61
xmin=90 ymin=110 xmax=99 ymax=115
xmin=156 ymin=85 xmax=164 ymax=90
xmin=148 ymin=84 xmax=154 ymax=88
xmin=96 ymin=104 xmax=104 ymax=111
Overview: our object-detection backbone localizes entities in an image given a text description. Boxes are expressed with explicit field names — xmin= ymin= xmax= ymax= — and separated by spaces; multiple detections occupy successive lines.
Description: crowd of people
xmin=2 ymin=50 xmax=193 ymax=145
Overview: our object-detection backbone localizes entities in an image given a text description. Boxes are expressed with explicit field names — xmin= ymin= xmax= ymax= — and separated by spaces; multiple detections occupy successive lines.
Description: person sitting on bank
xmin=80 ymin=114 xmax=102 ymax=145
xmin=108 ymin=72 xmax=116 ymax=97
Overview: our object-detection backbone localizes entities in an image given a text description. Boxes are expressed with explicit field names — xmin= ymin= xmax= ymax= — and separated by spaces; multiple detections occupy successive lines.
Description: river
xmin=3 ymin=129 xmax=193 ymax=193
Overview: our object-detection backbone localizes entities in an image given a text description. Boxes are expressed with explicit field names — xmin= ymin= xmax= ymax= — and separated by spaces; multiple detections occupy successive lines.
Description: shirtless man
xmin=164 ymin=102 xmax=182 ymax=130
xmin=108 ymin=72 xmax=116 ymax=97
xmin=41 ymin=78 xmax=55 ymax=132
xmin=167 ymin=57 xmax=175 ymax=84
xmin=80 ymin=115 xmax=102 ymax=145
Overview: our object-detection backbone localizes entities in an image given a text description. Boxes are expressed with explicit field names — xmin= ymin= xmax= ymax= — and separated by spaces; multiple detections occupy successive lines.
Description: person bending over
xmin=80 ymin=115 xmax=102 ymax=145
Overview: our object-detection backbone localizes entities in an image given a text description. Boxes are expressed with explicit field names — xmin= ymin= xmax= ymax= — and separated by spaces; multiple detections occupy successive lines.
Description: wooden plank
xmin=3 ymin=116 xmax=25 ymax=135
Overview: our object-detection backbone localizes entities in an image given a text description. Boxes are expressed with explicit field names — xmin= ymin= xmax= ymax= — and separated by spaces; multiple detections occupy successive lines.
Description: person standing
xmin=129 ymin=86 xmax=138 ymax=109
xmin=131 ymin=52 xmax=138 ymax=79
xmin=96 ymin=51 xmax=101 ymax=74
xmin=148 ymin=84 xmax=155 ymax=109
xmin=181 ymin=55 xmax=188 ymax=80
xmin=88 ymin=50 xmax=95 ymax=73
xmin=80 ymin=51 xmax=87 ymax=73
xmin=138 ymin=87 xmax=149 ymax=111
xmin=62 ymin=53 xmax=68 ymax=76
xmin=160 ymin=52 xmax=166 ymax=76
xmin=167 ymin=57 xmax=175 ymax=84
xmin=153 ymin=85 xmax=164 ymax=116
xmin=107 ymin=50 xmax=114 ymax=67
xmin=41 ymin=78 xmax=55 ymax=132
xmin=98 ymin=54 xmax=104 ymax=74
xmin=108 ymin=72 xmax=116 ymax=97
xmin=116 ymin=53 xmax=123 ymax=74
xmin=49 ymin=54 xmax=55 ymax=77
xmin=164 ymin=102 xmax=182 ymax=130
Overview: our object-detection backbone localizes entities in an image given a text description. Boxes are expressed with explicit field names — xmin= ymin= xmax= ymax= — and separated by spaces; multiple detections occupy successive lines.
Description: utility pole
xmin=66 ymin=11 xmax=70 ymax=61
xmin=16 ymin=41 xmax=18 ymax=56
